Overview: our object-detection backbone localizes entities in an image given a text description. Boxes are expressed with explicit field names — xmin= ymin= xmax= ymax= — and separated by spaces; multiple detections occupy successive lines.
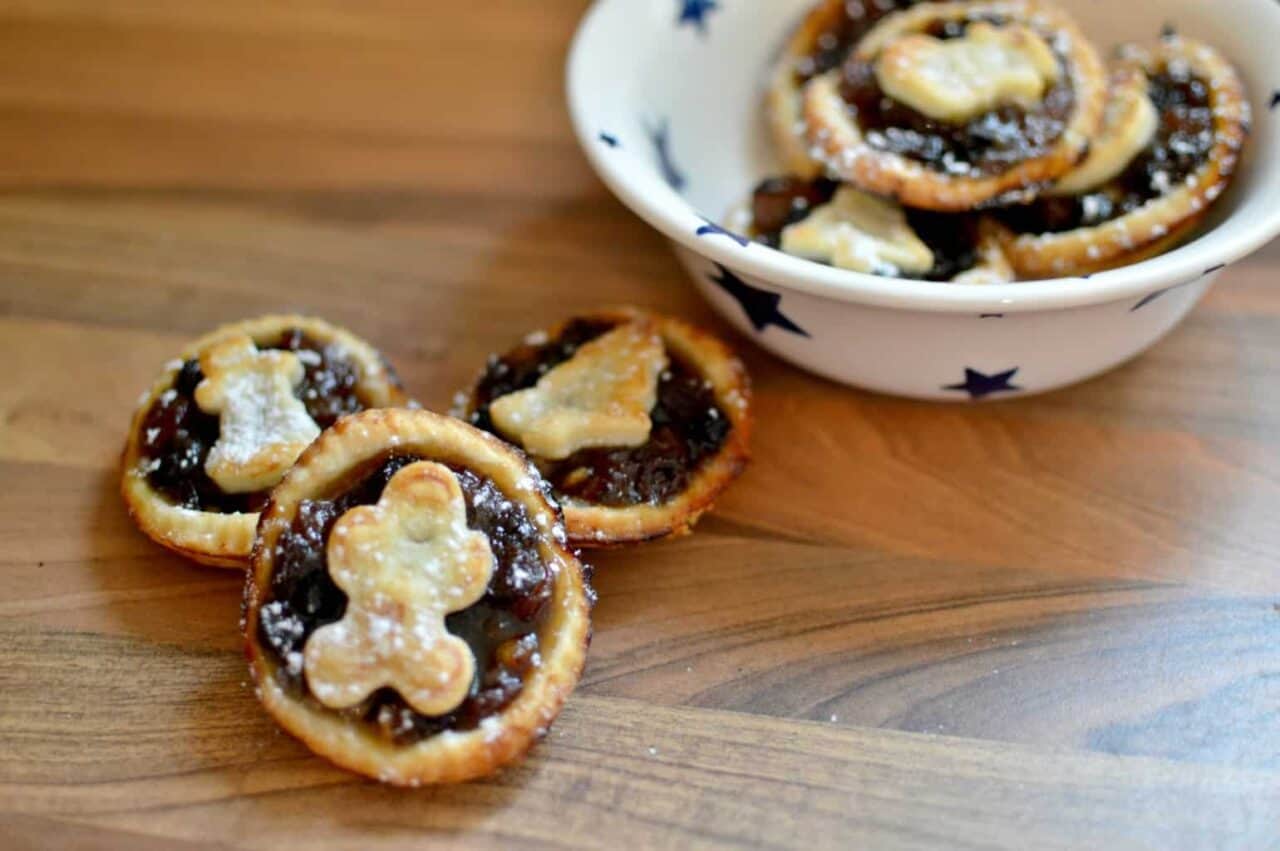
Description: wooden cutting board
xmin=1 ymin=1 xmax=1278 ymax=847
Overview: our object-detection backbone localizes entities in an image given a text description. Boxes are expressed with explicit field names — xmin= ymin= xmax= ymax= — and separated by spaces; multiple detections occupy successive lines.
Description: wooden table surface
xmin=3 ymin=2 xmax=1280 ymax=848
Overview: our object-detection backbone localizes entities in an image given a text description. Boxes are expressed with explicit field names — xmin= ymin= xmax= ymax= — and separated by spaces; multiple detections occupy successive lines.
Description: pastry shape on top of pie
xmin=989 ymin=35 xmax=1250 ymax=278
xmin=120 ymin=315 xmax=409 ymax=568
xmin=733 ymin=176 xmax=1015 ymax=283
xmin=244 ymin=409 xmax=590 ymax=785
xmin=488 ymin=322 xmax=668 ymax=460
xmin=802 ymin=1 xmax=1107 ymax=211
xmin=455 ymin=308 xmax=752 ymax=547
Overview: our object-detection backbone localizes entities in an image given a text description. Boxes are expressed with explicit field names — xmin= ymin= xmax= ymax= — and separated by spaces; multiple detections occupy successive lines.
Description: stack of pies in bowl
xmin=745 ymin=0 xmax=1249 ymax=281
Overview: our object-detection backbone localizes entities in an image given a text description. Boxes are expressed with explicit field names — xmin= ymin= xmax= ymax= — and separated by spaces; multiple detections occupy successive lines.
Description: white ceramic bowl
xmin=566 ymin=0 xmax=1280 ymax=400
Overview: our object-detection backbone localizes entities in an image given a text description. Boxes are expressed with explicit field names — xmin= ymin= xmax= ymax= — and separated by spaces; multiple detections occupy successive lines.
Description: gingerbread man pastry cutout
xmin=303 ymin=460 xmax=496 ymax=716
xmin=194 ymin=334 xmax=321 ymax=494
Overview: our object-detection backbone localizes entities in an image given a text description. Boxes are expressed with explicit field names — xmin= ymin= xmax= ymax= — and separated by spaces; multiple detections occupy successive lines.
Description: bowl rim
xmin=565 ymin=0 xmax=1280 ymax=314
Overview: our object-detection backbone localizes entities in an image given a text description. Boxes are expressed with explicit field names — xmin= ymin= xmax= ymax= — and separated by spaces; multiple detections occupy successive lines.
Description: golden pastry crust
xmin=120 ymin=315 xmax=408 ymax=568
xmin=244 ymin=409 xmax=591 ymax=785
xmin=1049 ymin=64 xmax=1158 ymax=197
xmin=765 ymin=0 xmax=849 ymax=178
xmin=953 ymin=219 xmax=1018 ymax=285
xmin=802 ymin=1 xmax=1106 ymax=211
xmin=996 ymin=37 xmax=1250 ymax=279
xmin=457 ymin=308 xmax=752 ymax=547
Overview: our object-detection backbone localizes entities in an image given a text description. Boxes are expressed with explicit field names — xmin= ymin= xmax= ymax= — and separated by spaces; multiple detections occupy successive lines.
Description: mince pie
xmin=767 ymin=0 xmax=927 ymax=178
xmin=991 ymin=36 xmax=1250 ymax=278
xmin=802 ymin=0 xmax=1106 ymax=211
xmin=121 ymin=315 xmax=408 ymax=568
xmin=456 ymin=308 xmax=752 ymax=546
xmin=735 ymin=176 xmax=1014 ymax=282
xmin=244 ymin=409 xmax=591 ymax=785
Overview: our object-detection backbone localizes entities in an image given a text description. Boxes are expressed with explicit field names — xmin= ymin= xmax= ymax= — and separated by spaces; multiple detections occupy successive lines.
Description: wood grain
xmin=5 ymin=629 xmax=1279 ymax=850
xmin=1 ymin=0 xmax=1279 ymax=848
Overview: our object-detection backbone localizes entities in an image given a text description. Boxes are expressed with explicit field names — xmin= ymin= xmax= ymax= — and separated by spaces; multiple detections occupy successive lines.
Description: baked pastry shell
xmin=120 ymin=315 xmax=408 ymax=568
xmin=994 ymin=37 xmax=1250 ymax=279
xmin=244 ymin=408 xmax=591 ymax=785
xmin=766 ymin=0 xmax=850 ymax=179
xmin=956 ymin=218 xmax=1019 ymax=284
xmin=460 ymin=308 xmax=752 ymax=547
xmin=802 ymin=0 xmax=1107 ymax=211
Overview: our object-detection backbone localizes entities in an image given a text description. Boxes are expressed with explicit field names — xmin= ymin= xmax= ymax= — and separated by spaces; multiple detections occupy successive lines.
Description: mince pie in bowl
xmin=767 ymin=0 xmax=926 ymax=178
xmin=802 ymin=0 xmax=1106 ymax=211
xmin=456 ymin=308 xmax=752 ymax=546
xmin=992 ymin=36 xmax=1250 ymax=278
xmin=121 ymin=315 xmax=407 ymax=567
xmin=736 ymin=176 xmax=1014 ymax=283
xmin=244 ymin=409 xmax=591 ymax=785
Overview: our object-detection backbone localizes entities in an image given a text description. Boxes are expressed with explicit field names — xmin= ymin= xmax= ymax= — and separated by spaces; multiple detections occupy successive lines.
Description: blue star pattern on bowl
xmin=944 ymin=368 xmax=1022 ymax=399
xmin=1130 ymin=289 xmax=1170 ymax=311
xmin=677 ymin=0 xmax=719 ymax=35
xmin=695 ymin=217 xmax=750 ymax=247
xmin=709 ymin=264 xmax=809 ymax=337
xmin=1271 ymin=90 xmax=1280 ymax=111
xmin=1130 ymin=264 xmax=1227 ymax=312
xmin=644 ymin=118 xmax=686 ymax=192
xmin=598 ymin=131 xmax=620 ymax=148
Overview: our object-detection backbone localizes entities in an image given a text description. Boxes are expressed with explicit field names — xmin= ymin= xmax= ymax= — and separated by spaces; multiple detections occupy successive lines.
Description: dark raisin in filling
xmin=748 ymin=176 xmax=984 ymax=281
xmin=468 ymin=320 xmax=731 ymax=507
xmin=923 ymin=13 xmax=1010 ymax=41
xmin=904 ymin=209 xmax=984 ymax=281
xmin=995 ymin=67 xmax=1216 ymax=235
xmin=838 ymin=18 xmax=1073 ymax=177
xmin=257 ymin=454 xmax=559 ymax=744
xmin=794 ymin=0 xmax=928 ymax=83
xmin=749 ymin=176 xmax=840 ymax=248
xmin=138 ymin=330 xmax=366 ymax=513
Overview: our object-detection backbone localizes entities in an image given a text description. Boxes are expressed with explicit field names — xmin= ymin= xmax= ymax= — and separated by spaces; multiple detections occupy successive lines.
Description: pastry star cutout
xmin=194 ymin=334 xmax=321 ymax=493
xmin=780 ymin=186 xmax=934 ymax=276
xmin=490 ymin=321 xmax=668 ymax=460
xmin=303 ymin=461 xmax=496 ymax=717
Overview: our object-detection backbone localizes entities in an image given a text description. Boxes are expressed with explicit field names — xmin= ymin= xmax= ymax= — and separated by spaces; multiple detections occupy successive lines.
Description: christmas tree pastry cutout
xmin=489 ymin=320 xmax=668 ymax=460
